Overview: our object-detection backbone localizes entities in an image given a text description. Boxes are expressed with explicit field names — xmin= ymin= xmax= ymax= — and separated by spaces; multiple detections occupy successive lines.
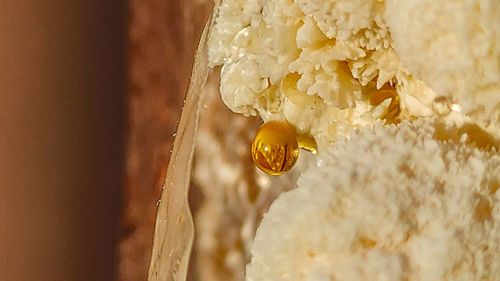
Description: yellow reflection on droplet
xmin=297 ymin=134 xmax=318 ymax=154
xmin=251 ymin=121 xmax=300 ymax=176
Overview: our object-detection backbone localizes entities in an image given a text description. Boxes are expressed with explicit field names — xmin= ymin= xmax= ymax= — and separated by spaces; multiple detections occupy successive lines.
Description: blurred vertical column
xmin=0 ymin=1 xmax=126 ymax=281
xmin=121 ymin=0 xmax=211 ymax=280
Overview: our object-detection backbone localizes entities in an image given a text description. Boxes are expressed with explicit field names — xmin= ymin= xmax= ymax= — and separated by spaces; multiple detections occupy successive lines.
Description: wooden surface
xmin=121 ymin=1 xmax=212 ymax=280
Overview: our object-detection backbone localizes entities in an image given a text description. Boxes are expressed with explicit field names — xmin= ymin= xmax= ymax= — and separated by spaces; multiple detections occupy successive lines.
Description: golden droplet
xmin=251 ymin=121 xmax=300 ymax=176
xmin=370 ymin=88 xmax=400 ymax=124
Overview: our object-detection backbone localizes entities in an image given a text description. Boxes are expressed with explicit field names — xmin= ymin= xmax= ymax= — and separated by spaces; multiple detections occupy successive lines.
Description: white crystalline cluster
xmin=208 ymin=0 xmax=500 ymax=144
xmin=247 ymin=119 xmax=500 ymax=281
xmin=294 ymin=0 xmax=390 ymax=50
xmin=204 ymin=0 xmax=500 ymax=280
xmin=209 ymin=0 xmax=442 ymax=146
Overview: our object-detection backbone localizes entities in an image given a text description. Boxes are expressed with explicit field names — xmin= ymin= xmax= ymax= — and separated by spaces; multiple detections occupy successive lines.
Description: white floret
xmin=247 ymin=119 xmax=500 ymax=281
xmin=208 ymin=0 xmax=263 ymax=67
xmin=294 ymin=0 xmax=390 ymax=50
xmin=209 ymin=0 xmax=500 ymax=142
xmin=208 ymin=0 xmax=477 ymax=145
xmin=220 ymin=56 xmax=269 ymax=116
xmin=202 ymin=1 xmax=500 ymax=279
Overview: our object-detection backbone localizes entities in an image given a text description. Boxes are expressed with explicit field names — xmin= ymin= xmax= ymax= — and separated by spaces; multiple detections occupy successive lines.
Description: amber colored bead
xmin=251 ymin=121 xmax=300 ymax=176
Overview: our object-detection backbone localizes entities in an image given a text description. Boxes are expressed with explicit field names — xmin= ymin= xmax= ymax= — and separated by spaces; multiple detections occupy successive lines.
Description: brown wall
xmin=0 ymin=1 xmax=126 ymax=281
xmin=0 ymin=1 xmax=210 ymax=280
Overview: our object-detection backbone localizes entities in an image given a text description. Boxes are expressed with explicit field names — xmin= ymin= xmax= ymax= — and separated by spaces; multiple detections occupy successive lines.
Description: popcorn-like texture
xmin=208 ymin=0 xmax=448 ymax=147
xmin=294 ymin=0 xmax=390 ymax=50
xmin=209 ymin=0 xmax=500 ymax=144
xmin=247 ymin=119 xmax=500 ymax=281
xmin=220 ymin=56 xmax=269 ymax=116
xmin=207 ymin=0 xmax=263 ymax=66
xmin=385 ymin=0 xmax=500 ymax=125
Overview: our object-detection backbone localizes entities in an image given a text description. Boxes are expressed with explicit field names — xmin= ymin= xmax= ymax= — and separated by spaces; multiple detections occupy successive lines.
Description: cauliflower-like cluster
xmin=209 ymin=0 xmax=408 ymax=146
xmin=205 ymin=1 xmax=500 ymax=279
xmin=247 ymin=119 xmax=500 ymax=281
xmin=208 ymin=0 xmax=500 ymax=146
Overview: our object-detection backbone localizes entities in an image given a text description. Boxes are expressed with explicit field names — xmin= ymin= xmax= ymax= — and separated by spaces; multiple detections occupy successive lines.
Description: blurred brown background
xmin=0 ymin=1 xmax=126 ymax=281
xmin=0 ymin=1 xmax=210 ymax=281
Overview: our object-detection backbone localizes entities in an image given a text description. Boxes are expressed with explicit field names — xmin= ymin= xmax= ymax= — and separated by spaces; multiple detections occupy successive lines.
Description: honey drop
xmin=251 ymin=121 xmax=300 ymax=176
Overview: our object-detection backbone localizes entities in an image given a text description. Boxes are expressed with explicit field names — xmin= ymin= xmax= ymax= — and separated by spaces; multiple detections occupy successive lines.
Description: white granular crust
xmin=386 ymin=0 xmax=500 ymax=126
xmin=247 ymin=119 xmax=500 ymax=281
